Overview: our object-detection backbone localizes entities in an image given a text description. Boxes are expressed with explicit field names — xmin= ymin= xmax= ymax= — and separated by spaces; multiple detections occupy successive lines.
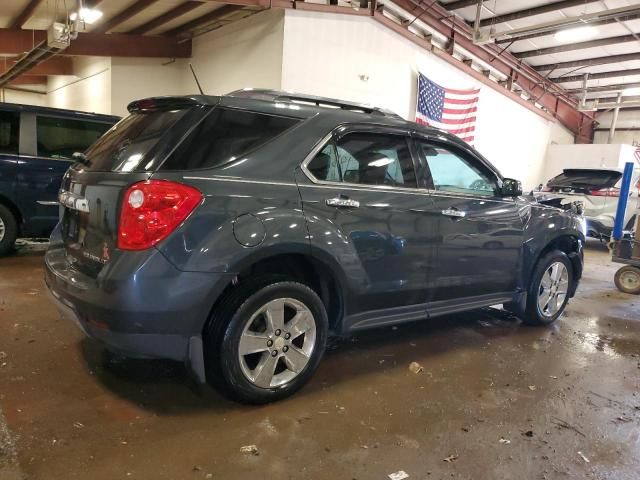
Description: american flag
xmin=415 ymin=72 xmax=480 ymax=145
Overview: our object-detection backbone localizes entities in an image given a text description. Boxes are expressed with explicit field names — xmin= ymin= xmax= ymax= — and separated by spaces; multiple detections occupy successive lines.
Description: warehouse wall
xmin=593 ymin=110 xmax=640 ymax=145
xmin=110 ymin=58 xmax=188 ymax=117
xmin=1 ymin=89 xmax=46 ymax=106
xmin=281 ymin=9 xmax=562 ymax=191
xmin=47 ymin=57 xmax=111 ymax=114
xmin=185 ymin=9 xmax=284 ymax=96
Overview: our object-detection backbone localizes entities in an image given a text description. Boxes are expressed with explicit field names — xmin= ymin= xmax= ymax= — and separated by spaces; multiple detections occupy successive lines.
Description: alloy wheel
xmin=537 ymin=261 xmax=569 ymax=317
xmin=238 ymin=298 xmax=317 ymax=388
xmin=0 ymin=216 xmax=5 ymax=242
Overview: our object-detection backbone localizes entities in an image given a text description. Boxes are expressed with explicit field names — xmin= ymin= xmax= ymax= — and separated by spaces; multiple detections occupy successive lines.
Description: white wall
xmin=549 ymin=122 xmax=575 ymax=145
xmin=594 ymin=110 xmax=640 ymax=145
xmin=47 ymin=57 xmax=111 ymax=114
xmin=187 ymin=9 xmax=284 ymax=96
xmin=542 ymin=144 xmax=629 ymax=185
xmin=110 ymin=58 xmax=189 ymax=117
xmin=281 ymin=9 xmax=560 ymax=191
xmin=1 ymin=89 xmax=46 ymax=106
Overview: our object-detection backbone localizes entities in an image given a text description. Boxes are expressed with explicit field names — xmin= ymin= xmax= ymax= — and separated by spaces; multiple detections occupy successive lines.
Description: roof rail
xmin=226 ymin=88 xmax=403 ymax=119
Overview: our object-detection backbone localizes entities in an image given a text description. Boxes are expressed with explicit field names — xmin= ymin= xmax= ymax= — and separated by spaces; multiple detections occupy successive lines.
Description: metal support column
xmin=608 ymin=92 xmax=623 ymax=143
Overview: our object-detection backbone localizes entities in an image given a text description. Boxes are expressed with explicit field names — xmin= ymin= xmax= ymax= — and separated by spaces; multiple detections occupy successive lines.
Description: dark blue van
xmin=0 ymin=103 xmax=119 ymax=255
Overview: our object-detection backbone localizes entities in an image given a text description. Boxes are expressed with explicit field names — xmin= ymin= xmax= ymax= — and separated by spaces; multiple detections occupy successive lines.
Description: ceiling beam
xmin=495 ymin=13 xmax=640 ymax=45
xmin=495 ymin=11 xmax=640 ymax=44
xmin=92 ymin=0 xmax=161 ymax=34
xmin=129 ymin=1 xmax=206 ymax=35
xmin=566 ymin=81 xmax=640 ymax=94
xmin=10 ymin=0 xmax=45 ymax=29
xmin=0 ymin=29 xmax=191 ymax=58
xmin=442 ymin=0 xmax=483 ymax=11
xmin=534 ymin=52 xmax=640 ymax=72
xmin=513 ymin=34 xmax=640 ymax=59
xmin=551 ymin=68 xmax=640 ymax=84
xmin=591 ymin=94 xmax=640 ymax=104
xmin=0 ymin=56 xmax=73 ymax=75
xmin=8 ymin=75 xmax=46 ymax=86
xmin=477 ymin=0 xmax=600 ymax=28
xmin=163 ymin=4 xmax=247 ymax=36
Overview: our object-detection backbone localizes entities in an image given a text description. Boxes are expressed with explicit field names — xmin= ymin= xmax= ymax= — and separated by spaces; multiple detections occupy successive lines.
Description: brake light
xmin=118 ymin=180 xmax=202 ymax=250
xmin=589 ymin=187 xmax=620 ymax=197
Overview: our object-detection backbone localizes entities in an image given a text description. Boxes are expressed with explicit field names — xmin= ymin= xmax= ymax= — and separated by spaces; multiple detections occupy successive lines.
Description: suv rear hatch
xmin=59 ymin=97 xmax=212 ymax=276
xmin=540 ymin=169 xmax=623 ymax=219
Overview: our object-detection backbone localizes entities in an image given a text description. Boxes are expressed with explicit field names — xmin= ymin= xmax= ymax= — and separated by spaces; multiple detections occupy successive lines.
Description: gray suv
xmin=45 ymin=90 xmax=585 ymax=403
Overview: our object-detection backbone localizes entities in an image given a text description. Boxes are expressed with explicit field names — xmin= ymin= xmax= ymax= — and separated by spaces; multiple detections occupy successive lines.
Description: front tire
xmin=0 ymin=204 xmax=18 ymax=257
xmin=204 ymin=278 xmax=328 ymax=404
xmin=521 ymin=250 xmax=573 ymax=326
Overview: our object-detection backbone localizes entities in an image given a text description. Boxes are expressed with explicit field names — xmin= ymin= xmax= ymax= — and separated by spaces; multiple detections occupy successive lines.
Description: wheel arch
xmin=525 ymin=232 xmax=583 ymax=296
xmin=203 ymin=246 xmax=348 ymax=336
xmin=0 ymin=193 xmax=23 ymax=232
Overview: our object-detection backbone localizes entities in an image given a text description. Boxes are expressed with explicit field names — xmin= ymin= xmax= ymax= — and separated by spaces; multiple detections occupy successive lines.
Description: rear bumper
xmin=44 ymin=243 xmax=233 ymax=381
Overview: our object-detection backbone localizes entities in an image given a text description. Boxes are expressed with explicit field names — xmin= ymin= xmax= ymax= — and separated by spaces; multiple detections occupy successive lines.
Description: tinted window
xmin=548 ymin=170 xmax=622 ymax=189
xmin=82 ymin=109 xmax=188 ymax=171
xmin=417 ymin=142 xmax=496 ymax=196
xmin=37 ymin=116 xmax=111 ymax=159
xmin=307 ymin=143 xmax=342 ymax=182
xmin=0 ymin=110 xmax=20 ymax=155
xmin=162 ymin=108 xmax=300 ymax=170
xmin=312 ymin=132 xmax=416 ymax=187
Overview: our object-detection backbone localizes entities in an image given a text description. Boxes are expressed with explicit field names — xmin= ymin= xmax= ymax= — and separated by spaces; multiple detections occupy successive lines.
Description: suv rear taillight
xmin=118 ymin=180 xmax=202 ymax=250
xmin=589 ymin=187 xmax=620 ymax=197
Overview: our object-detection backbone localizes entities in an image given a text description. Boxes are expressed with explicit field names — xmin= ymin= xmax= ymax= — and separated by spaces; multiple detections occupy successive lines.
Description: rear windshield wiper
xmin=72 ymin=152 xmax=91 ymax=167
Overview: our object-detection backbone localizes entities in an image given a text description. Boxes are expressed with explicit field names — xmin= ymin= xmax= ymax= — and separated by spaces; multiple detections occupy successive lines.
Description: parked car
xmin=0 ymin=103 xmax=119 ymax=255
xmin=535 ymin=168 xmax=640 ymax=239
xmin=45 ymin=90 xmax=585 ymax=404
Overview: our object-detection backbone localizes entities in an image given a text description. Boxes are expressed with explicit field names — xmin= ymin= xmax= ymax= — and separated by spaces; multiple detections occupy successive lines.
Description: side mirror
xmin=501 ymin=178 xmax=523 ymax=197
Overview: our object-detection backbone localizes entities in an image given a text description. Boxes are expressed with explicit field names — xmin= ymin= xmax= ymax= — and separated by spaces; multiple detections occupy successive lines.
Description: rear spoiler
xmin=127 ymin=95 xmax=219 ymax=113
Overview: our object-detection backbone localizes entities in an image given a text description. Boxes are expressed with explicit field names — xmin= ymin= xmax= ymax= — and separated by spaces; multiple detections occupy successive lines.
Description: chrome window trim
xmin=300 ymin=131 xmax=422 ymax=194
xmin=300 ymin=130 xmax=516 ymax=203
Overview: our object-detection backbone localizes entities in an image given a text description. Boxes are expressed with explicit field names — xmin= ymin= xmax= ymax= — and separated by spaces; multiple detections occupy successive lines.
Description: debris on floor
xmin=577 ymin=451 xmax=590 ymax=463
xmin=528 ymin=385 xmax=537 ymax=391
xmin=388 ymin=470 xmax=409 ymax=480
xmin=240 ymin=445 xmax=259 ymax=456
xmin=443 ymin=454 xmax=458 ymax=463
xmin=408 ymin=362 xmax=424 ymax=374
xmin=499 ymin=438 xmax=511 ymax=445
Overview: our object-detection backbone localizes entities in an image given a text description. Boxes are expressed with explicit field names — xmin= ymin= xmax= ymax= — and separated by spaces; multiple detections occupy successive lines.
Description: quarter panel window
xmin=309 ymin=133 xmax=416 ymax=187
xmin=307 ymin=143 xmax=341 ymax=182
xmin=162 ymin=107 xmax=300 ymax=170
xmin=0 ymin=111 xmax=20 ymax=155
xmin=417 ymin=142 xmax=497 ymax=196
xmin=36 ymin=116 xmax=111 ymax=159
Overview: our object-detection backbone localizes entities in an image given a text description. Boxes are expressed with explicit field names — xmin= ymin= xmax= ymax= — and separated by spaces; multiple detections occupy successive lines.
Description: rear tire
xmin=204 ymin=277 xmax=328 ymax=404
xmin=614 ymin=266 xmax=640 ymax=295
xmin=0 ymin=204 xmax=18 ymax=257
xmin=521 ymin=250 xmax=574 ymax=326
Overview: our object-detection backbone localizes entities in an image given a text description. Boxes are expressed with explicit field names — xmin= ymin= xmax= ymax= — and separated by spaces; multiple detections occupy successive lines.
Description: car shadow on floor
xmin=77 ymin=307 xmax=533 ymax=414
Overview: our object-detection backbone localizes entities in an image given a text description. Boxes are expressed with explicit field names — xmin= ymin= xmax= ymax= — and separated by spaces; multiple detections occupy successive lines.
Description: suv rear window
xmin=548 ymin=169 xmax=622 ymax=189
xmin=160 ymin=107 xmax=300 ymax=170
xmin=83 ymin=108 xmax=190 ymax=172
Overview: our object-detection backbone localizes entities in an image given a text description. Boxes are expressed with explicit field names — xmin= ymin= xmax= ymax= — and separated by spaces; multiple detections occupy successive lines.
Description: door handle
xmin=441 ymin=208 xmax=466 ymax=218
xmin=326 ymin=197 xmax=360 ymax=208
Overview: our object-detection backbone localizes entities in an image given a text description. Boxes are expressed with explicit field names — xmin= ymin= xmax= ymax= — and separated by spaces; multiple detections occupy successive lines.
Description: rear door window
xmin=307 ymin=132 xmax=417 ymax=187
xmin=36 ymin=116 xmax=112 ymax=160
xmin=161 ymin=107 xmax=300 ymax=170
xmin=0 ymin=110 xmax=20 ymax=155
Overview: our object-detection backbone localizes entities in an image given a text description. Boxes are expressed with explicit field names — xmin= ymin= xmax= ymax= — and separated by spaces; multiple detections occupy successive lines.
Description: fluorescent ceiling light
xmin=368 ymin=157 xmax=394 ymax=168
xmin=69 ymin=8 xmax=103 ymax=24
xmin=553 ymin=26 xmax=598 ymax=42
xmin=623 ymin=87 xmax=640 ymax=96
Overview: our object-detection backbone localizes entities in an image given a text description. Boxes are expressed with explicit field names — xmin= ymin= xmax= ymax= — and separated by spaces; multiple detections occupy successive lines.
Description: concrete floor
xmin=0 ymin=240 xmax=638 ymax=480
